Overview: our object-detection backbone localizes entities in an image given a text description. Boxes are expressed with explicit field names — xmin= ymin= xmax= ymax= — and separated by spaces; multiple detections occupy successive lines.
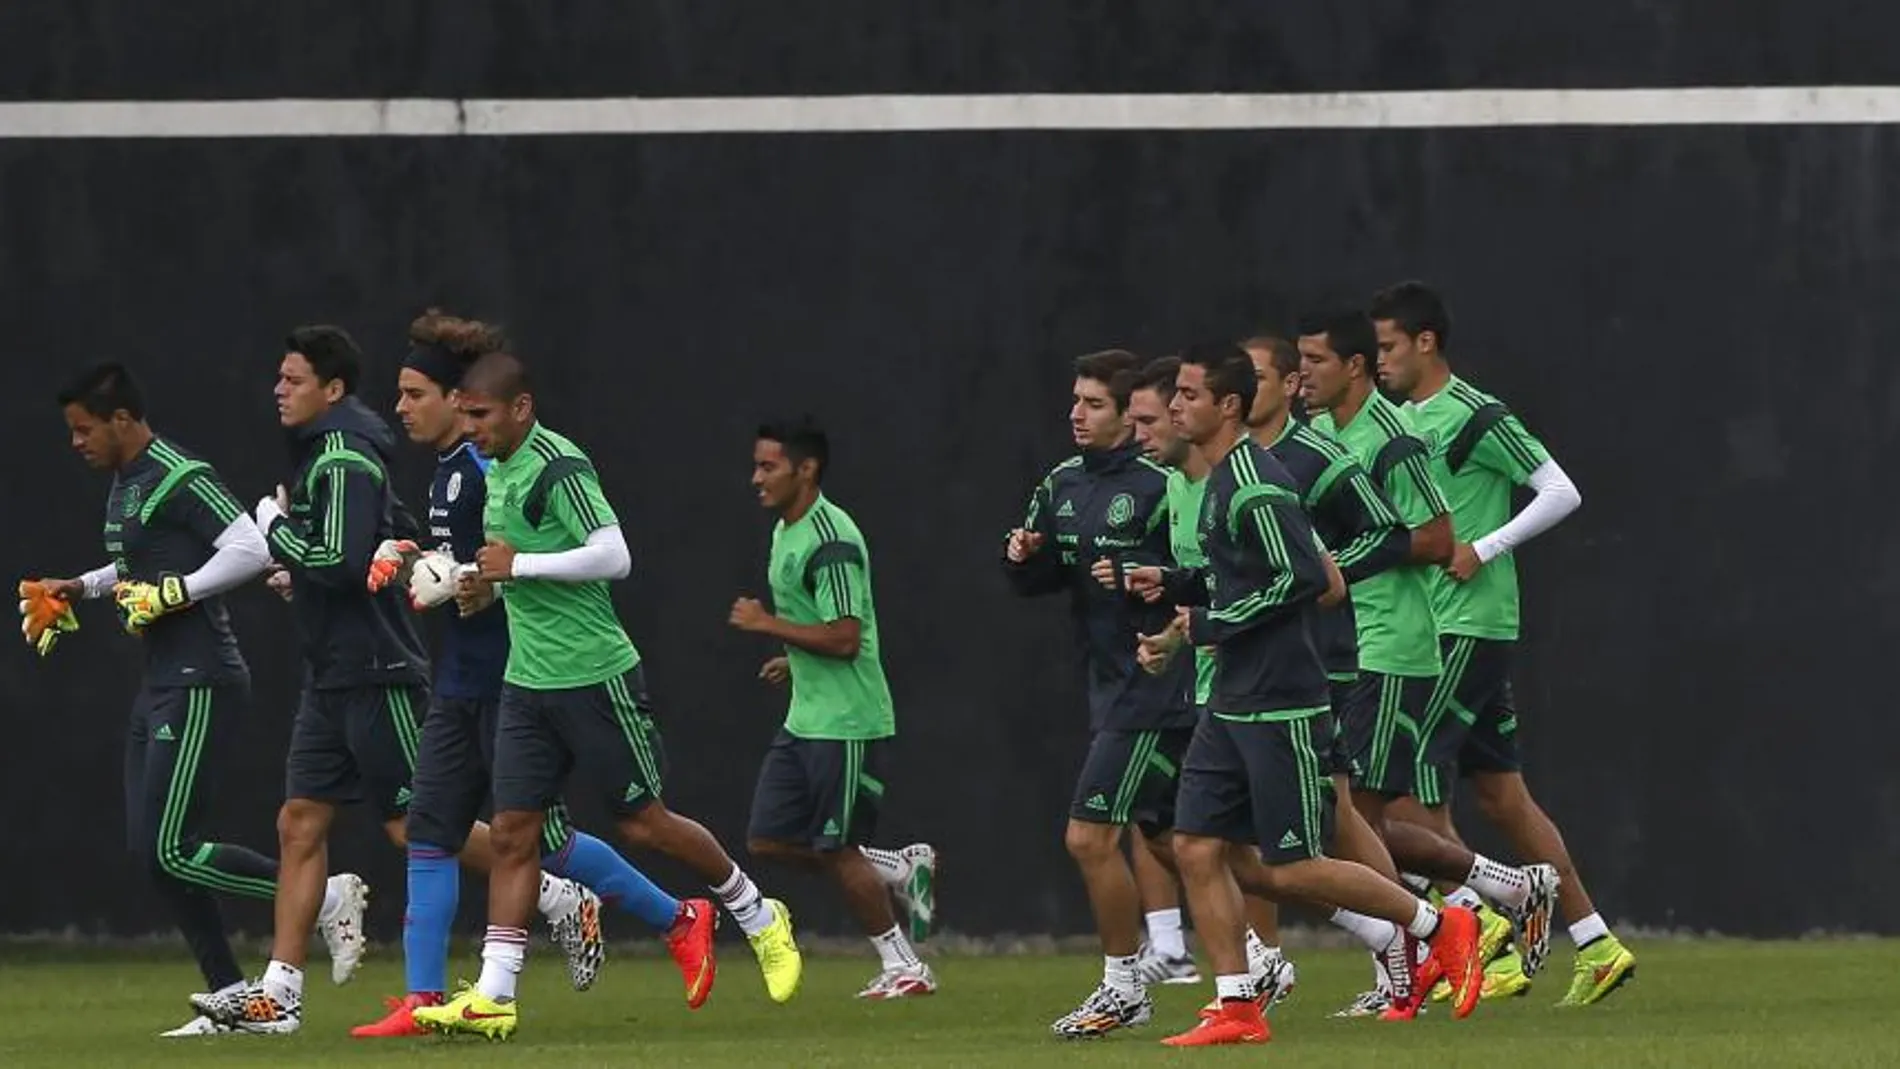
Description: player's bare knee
xmin=1064 ymin=820 xmax=1118 ymax=863
xmin=489 ymin=810 xmax=542 ymax=862
xmin=747 ymin=837 xmax=813 ymax=866
xmin=382 ymin=817 xmax=409 ymax=850
xmin=276 ymin=799 xmax=329 ymax=855
xmin=1471 ymin=772 xmax=1528 ymax=824
xmin=1172 ymin=833 xmax=1226 ymax=876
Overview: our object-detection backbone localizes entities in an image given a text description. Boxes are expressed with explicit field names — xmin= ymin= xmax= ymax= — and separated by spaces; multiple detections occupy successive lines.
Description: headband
xmin=403 ymin=345 xmax=465 ymax=391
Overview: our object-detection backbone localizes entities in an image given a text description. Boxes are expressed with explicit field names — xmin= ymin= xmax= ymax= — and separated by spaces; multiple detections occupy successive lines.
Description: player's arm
xmin=730 ymin=542 xmax=869 ymax=659
xmin=479 ymin=464 xmax=632 ymax=584
xmin=1185 ymin=485 xmax=1329 ymax=645
xmin=1316 ymin=462 xmax=1411 ymax=584
xmin=1455 ymin=414 xmax=1581 ymax=577
xmin=1001 ymin=475 xmax=1064 ymax=597
xmin=1374 ymin=435 xmax=1454 ymax=565
xmin=258 ymin=456 xmax=384 ymax=588
xmin=116 ymin=472 xmax=272 ymax=629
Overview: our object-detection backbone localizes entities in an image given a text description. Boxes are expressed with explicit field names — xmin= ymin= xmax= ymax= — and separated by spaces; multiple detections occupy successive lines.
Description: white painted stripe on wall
xmin=4 ymin=88 xmax=1900 ymax=139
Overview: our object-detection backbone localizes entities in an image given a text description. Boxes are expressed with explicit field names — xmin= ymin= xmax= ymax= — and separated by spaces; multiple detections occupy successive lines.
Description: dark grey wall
xmin=1 ymin=4 xmax=1895 ymax=940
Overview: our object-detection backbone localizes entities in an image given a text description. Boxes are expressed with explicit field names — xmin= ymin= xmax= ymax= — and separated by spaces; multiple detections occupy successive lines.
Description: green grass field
xmin=1 ymin=940 xmax=1894 ymax=1068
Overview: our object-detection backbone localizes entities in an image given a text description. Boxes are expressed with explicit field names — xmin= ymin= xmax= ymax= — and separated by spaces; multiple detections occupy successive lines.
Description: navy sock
xmin=544 ymin=832 xmax=679 ymax=931
xmin=404 ymin=842 xmax=459 ymax=995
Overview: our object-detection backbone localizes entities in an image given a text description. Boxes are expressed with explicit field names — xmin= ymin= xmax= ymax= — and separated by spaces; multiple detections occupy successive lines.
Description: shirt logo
xmin=1056 ymin=499 xmax=1076 ymax=518
xmin=1106 ymin=493 xmax=1135 ymax=528
xmin=446 ymin=471 xmax=463 ymax=502
xmin=121 ymin=484 xmax=142 ymax=518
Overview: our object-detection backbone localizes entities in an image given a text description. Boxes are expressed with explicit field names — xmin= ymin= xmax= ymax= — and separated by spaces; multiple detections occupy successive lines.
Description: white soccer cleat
xmin=188 ymin=981 xmax=301 ymax=1035
xmin=159 ymin=1014 xmax=232 ymax=1037
xmin=890 ymin=843 xmax=937 ymax=943
xmin=857 ymin=963 xmax=938 ymax=1000
xmin=546 ymin=879 xmax=607 ymax=991
xmin=320 ymin=873 xmax=370 ymax=985
xmin=1136 ymin=942 xmax=1202 ymax=985
xmin=1252 ymin=947 xmax=1297 ymax=1007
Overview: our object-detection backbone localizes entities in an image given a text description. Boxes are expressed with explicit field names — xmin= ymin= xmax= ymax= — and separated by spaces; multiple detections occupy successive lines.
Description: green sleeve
xmin=1383 ymin=441 xmax=1450 ymax=528
xmin=546 ymin=467 xmax=620 ymax=543
xmin=1468 ymin=413 xmax=1552 ymax=485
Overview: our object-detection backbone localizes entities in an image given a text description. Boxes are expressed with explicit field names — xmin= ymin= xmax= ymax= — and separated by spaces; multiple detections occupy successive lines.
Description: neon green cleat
xmin=411 ymin=986 xmax=518 ymax=1041
xmin=1481 ymin=951 xmax=1532 ymax=999
xmin=747 ymin=898 xmax=804 ymax=1003
xmin=1556 ymin=936 xmax=1636 ymax=1007
xmin=1476 ymin=904 xmax=1513 ymax=965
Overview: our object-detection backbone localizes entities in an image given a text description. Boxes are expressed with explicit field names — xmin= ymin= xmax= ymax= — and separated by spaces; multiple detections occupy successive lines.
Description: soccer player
xmin=731 ymin=417 xmax=937 ymax=999
xmin=26 ymin=364 xmax=363 ymax=1038
xmin=1296 ymin=307 xmax=1559 ymax=1008
xmin=1131 ymin=833 xmax=1196 ymax=984
xmin=1002 ymin=350 xmax=1197 ymax=1038
xmin=1139 ymin=342 xmax=1482 ymax=1046
xmin=188 ymin=326 xmax=444 ymax=1033
xmin=1368 ymin=280 xmax=1635 ymax=1005
xmin=413 ymin=353 xmax=800 ymax=1040
xmin=350 ymin=313 xmax=716 ymax=1037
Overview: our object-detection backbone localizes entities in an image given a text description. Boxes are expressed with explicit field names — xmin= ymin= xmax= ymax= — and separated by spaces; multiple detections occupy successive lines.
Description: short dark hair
xmin=1240 ymin=334 xmax=1300 ymax=378
xmin=1132 ymin=355 xmax=1182 ymax=402
xmin=1368 ymin=281 xmax=1452 ymax=351
xmin=1179 ymin=341 xmax=1257 ymax=416
xmin=757 ymin=416 xmax=830 ymax=483
xmin=1074 ymin=349 xmax=1143 ymax=410
xmin=461 ymin=351 xmax=533 ymax=401
xmin=285 ymin=325 xmax=363 ymax=394
xmin=57 ymin=362 xmax=145 ymax=421
xmin=1296 ymin=306 xmax=1378 ymax=377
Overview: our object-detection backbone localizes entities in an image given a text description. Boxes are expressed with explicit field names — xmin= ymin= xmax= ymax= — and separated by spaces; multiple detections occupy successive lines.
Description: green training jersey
xmin=768 ymin=495 xmax=895 ymax=741
xmin=1164 ymin=469 xmax=1216 ymax=707
xmin=485 ymin=422 xmax=640 ymax=689
xmin=1310 ymin=392 xmax=1446 ymax=677
xmin=1404 ymin=376 xmax=1552 ymax=641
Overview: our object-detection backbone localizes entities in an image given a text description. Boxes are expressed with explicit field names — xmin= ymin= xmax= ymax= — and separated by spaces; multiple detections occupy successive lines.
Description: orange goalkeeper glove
xmin=18 ymin=580 xmax=79 ymax=656
xmin=367 ymin=539 xmax=421 ymax=593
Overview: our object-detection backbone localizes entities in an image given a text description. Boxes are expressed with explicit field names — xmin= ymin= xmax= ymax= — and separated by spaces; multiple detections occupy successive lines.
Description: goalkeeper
xmin=25 ymin=364 xmax=324 ymax=1038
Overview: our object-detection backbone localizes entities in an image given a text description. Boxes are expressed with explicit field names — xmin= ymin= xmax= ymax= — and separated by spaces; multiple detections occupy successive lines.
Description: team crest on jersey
xmin=446 ymin=471 xmax=463 ymax=502
xmin=121 ymin=484 xmax=142 ymax=518
xmin=778 ymin=555 xmax=801 ymax=587
xmin=1106 ymin=493 xmax=1135 ymax=528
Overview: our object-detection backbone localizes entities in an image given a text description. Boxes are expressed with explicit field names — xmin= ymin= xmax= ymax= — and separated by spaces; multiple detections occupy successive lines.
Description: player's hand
xmin=1136 ymin=609 xmax=1190 ymax=675
xmin=759 ymin=656 xmax=791 ymax=685
xmin=1446 ymin=542 xmax=1482 ymax=582
xmin=1318 ymin=552 xmax=1348 ymax=607
xmin=18 ymin=579 xmax=79 ymax=657
xmin=475 ymin=539 xmax=517 ymax=582
xmin=454 ymin=568 xmax=497 ymax=617
xmin=264 ymin=565 xmax=294 ymax=602
xmin=113 ymin=574 xmax=191 ymax=634
xmin=254 ymin=485 xmax=291 ymax=529
xmin=366 ymin=539 xmax=421 ymax=593
xmin=1005 ymin=528 xmax=1045 ymax=563
xmin=406 ymin=552 xmax=461 ymax=610
xmin=729 ymin=597 xmax=772 ymax=633
xmin=1089 ymin=557 xmax=1119 ymax=590
xmin=1124 ymin=566 xmax=1165 ymax=603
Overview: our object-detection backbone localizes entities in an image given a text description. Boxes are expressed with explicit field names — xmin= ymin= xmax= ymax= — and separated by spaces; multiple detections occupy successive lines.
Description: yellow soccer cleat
xmin=1481 ymin=950 xmax=1533 ymax=999
xmin=1556 ymin=936 xmax=1636 ymax=1007
xmin=746 ymin=898 xmax=803 ymax=1003
xmin=1476 ymin=904 xmax=1514 ymax=965
xmin=411 ymin=985 xmax=517 ymax=1041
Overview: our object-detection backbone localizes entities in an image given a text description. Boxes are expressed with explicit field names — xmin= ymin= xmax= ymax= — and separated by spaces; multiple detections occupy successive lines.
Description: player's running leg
xmin=1131 ymin=831 xmax=1198 ymax=986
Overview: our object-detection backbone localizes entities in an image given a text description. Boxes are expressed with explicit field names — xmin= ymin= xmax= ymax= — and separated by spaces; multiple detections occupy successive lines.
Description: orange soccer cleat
xmin=349 ymin=992 xmax=441 ymax=1038
xmin=667 ymin=898 xmax=718 ymax=1009
xmin=1426 ymin=906 xmax=1484 ymax=1020
xmin=1162 ymin=1000 xmax=1270 ymax=1047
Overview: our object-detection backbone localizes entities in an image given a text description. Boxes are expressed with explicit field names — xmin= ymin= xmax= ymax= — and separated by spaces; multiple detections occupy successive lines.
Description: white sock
xmin=1244 ymin=928 xmax=1271 ymax=974
xmin=1103 ymin=953 xmax=1142 ymax=997
xmin=1466 ymin=856 xmax=1530 ymax=909
xmin=1445 ymin=885 xmax=1483 ymax=911
xmin=860 ymin=846 xmax=909 ymax=887
xmin=477 ymin=926 xmax=527 ymax=1002
xmin=1406 ymin=900 xmax=1442 ymax=940
xmin=317 ymin=880 xmax=343 ymax=924
xmin=1214 ymin=973 xmax=1253 ymax=1003
xmin=1400 ymin=872 xmax=1434 ymax=896
xmin=537 ymin=873 xmax=580 ymax=917
xmin=1146 ymin=908 xmax=1187 ymax=960
xmin=712 ymin=864 xmax=773 ymax=937
xmin=1568 ymin=912 xmax=1611 ymax=947
xmin=1330 ymin=908 xmax=1400 ymax=953
xmin=870 ymin=925 xmax=922 ymax=971
xmin=261 ymin=960 xmax=303 ymax=1005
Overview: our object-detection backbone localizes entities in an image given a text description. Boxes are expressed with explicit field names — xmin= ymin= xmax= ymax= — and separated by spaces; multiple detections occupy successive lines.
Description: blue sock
xmin=543 ymin=832 xmax=680 ymax=931
xmin=404 ymin=842 xmax=459 ymax=996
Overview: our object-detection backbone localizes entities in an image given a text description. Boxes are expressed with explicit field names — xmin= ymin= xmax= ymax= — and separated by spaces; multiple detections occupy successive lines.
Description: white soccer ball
xmin=408 ymin=552 xmax=461 ymax=609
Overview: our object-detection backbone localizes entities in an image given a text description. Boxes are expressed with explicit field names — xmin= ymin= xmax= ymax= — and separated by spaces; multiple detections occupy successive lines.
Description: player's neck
xmin=1328 ymin=381 xmax=1375 ymax=429
xmin=115 ymin=423 xmax=154 ymax=468
xmin=1248 ymin=408 xmax=1290 ymax=447
xmin=1203 ymin=425 xmax=1247 ymax=465
xmin=1410 ymin=360 xmax=1452 ymax=403
xmin=1182 ymin=446 xmax=1211 ymax=480
xmin=430 ymin=428 xmax=464 ymax=454
xmin=780 ymin=485 xmax=822 ymax=525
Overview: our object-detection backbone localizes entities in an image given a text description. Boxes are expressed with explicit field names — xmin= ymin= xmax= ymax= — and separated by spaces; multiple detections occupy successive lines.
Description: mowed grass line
xmin=0 ymin=941 xmax=1895 ymax=1068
